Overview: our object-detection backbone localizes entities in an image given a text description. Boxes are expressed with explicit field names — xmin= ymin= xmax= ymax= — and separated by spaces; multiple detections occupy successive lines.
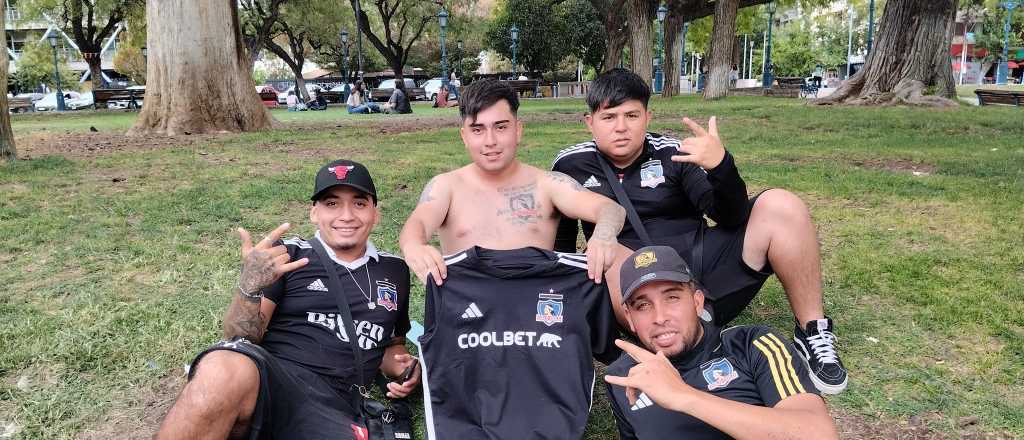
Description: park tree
xmin=128 ymin=0 xmax=273 ymax=136
xmin=487 ymin=0 xmax=603 ymax=76
xmin=19 ymin=0 xmax=143 ymax=89
xmin=262 ymin=0 xmax=339 ymax=102
xmin=112 ymin=47 xmax=146 ymax=84
xmin=1 ymin=10 xmax=16 ymax=161
xmin=815 ymin=0 xmax=958 ymax=106
xmin=350 ymin=0 xmax=433 ymax=80
xmin=589 ymin=0 xmax=628 ymax=72
xmin=240 ymin=0 xmax=289 ymax=70
xmin=10 ymin=39 xmax=79 ymax=93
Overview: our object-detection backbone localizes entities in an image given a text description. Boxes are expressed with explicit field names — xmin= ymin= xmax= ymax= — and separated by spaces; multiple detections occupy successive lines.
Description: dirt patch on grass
xmin=834 ymin=408 xmax=1017 ymax=439
xmin=851 ymin=158 xmax=936 ymax=176
xmin=16 ymin=130 xmax=213 ymax=160
xmin=77 ymin=374 xmax=184 ymax=440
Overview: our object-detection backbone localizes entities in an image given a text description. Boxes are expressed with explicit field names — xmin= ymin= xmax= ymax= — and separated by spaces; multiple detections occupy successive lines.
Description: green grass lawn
xmin=956 ymin=84 xmax=1024 ymax=98
xmin=2 ymin=98 xmax=1023 ymax=439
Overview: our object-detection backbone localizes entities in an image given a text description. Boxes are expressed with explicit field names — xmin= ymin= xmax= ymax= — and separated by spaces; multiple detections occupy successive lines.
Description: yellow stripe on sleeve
xmin=752 ymin=339 xmax=790 ymax=400
xmin=758 ymin=335 xmax=798 ymax=397
xmin=765 ymin=333 xmax=807 ymax=394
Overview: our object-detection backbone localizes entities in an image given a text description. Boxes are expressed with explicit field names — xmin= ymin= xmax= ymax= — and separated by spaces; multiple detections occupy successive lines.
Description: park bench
xmin=974 ymin=89 xmax=1024 ymax=107
xmin=9 ymin=97 xmax=34 ymax=113
xmin=762 ymin=77 xmax=803 ymax=98
xmin=93 ymin=88 xmax=146 ymax=109
xmin=799 ymin=78 xmax=820 ymax=98
xmin=502 ymin=80 xmax=541 ymax=98
xmin=319 ymin=90 xmax=344 ymax=103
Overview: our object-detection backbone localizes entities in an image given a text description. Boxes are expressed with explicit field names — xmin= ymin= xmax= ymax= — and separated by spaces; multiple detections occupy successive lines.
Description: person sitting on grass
xmin=347 ymin=81 xmax=381 ymax=114
xmin=381 ymin=80 xmax=413 ymax=114
xmin=433 ymin=84 xmax=458 ymax=108
xmin=604 ymin=246 xmax=839 ymax=440
xmin=155 ymin=160 xmax=419 ymax=440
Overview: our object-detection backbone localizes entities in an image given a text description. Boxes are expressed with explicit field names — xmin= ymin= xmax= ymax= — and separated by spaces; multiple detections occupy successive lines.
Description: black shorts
xmin=189 ymin=338 xmax=363 ymax=440
xmin=623 ymin=194 xmax=773 ymax=325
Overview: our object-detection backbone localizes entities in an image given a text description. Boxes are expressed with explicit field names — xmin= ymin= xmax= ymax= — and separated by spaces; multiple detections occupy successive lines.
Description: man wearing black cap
xmin=156 ymin=160 xmax=419 ymax=440
xmin=603 ymin=246 xmax=838 ymax=440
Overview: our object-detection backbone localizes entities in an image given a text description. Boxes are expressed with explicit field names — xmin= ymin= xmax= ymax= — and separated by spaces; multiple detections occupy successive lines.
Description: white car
xmin=277 ymin=84 xmax=322 ymax=104
xmin=421 ymin=78 xmax=461 ymax=102
xmin=34 ymin=91 xmax=82 ymax=111
xmin=66 ymin=91 xmax=94 ymax=110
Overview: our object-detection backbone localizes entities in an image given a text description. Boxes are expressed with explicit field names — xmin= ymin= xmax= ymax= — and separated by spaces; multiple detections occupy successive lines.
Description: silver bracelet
xmin=237 ymin=283 xmax=263 ymax=300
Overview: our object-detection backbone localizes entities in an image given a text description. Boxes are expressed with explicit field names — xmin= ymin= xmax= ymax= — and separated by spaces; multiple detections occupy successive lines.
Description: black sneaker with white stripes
xmin=793 ymin=317 xmax=848 ymax=394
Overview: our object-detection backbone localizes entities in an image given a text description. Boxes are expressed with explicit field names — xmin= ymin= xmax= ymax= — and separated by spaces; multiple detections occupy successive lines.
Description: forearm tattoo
xmin=224 ymin=294 xmax=266 ymax=342
xmin=592 ymin=203 xmax=625 ymax=241
xmin=497 ymin=182 xmax=543 ymax=224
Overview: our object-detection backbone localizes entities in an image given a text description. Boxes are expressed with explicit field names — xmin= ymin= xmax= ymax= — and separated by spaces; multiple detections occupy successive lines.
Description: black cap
xmin=619 ymin=246 xmax=695 ymax=303
xmin=311 ymin=159 xmax=377 ymax=202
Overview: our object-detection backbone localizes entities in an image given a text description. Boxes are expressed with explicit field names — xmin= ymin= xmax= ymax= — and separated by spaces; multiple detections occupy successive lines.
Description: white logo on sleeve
xmin=461 ymin=302 xmax=484 ymax=319
xmin=537 ymin=333 xmax=562 ymax=348
xmin=307 ymin=279 xmax=329 ymax=292
xmin=583 ymin=175 xmax=601 ymax=188
xmin=630 ymin=393 xmax=654 ymax=411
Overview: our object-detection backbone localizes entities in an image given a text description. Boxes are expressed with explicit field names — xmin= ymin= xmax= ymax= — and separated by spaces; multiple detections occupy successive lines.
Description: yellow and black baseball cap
xmin=619 ymin=246 xmax=695 ymax=303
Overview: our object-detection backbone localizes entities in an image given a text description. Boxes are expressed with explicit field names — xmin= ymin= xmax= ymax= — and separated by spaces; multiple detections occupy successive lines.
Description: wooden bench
xmin=9 ymin=97 xmax=34 ymax=113
xmin=975 ymin=89 xmax=1024 ymax=106
xmin=93 ymin=88 xmax=146 ymax=109
xmin=502 ymin=80 xmax=541 ymax=97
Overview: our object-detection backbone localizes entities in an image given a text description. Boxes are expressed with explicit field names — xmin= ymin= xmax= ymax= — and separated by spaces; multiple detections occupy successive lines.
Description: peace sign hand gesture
xmin=237 ymin=223 xmax=309 ymax=294
xmin=671 ymin=116 xmax=727 ymax=170
xmin=604 ymin=339 xmax=697 ymax=413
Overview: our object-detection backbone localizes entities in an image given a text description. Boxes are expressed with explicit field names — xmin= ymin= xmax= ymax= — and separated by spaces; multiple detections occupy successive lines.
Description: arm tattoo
xmin=223 ymin=293 xmax=267 ymax=342
xmin=592 ymin=202 xmax=625 ymax=241
xmin=418 ymin=176 xmax=438 ymax=205
xmin=547 ymin=171 xmax=585 ymax=191
xmin=496 ymin=182 xmax=543 ymax=224
xmin=239 ymin=249 xmax=278 ymax=293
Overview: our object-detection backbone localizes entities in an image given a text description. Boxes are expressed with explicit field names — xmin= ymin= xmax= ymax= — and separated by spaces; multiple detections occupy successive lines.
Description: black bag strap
xmin=310 ymin=238 xmax=369 ymax=404
xmin=596 ymin=152 xmax=654 ymax=246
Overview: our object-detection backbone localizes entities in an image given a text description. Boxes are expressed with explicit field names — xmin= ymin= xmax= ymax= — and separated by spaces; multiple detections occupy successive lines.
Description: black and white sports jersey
xmin=418 ymin=247 xmax=620 ymax=440
xmin=606 ymin=322 xmax=819 ymax=440
xmin=260 ymin=233 xmax=411 ymax=387
xmin=551 ymin=132 xmax=749 ymax=253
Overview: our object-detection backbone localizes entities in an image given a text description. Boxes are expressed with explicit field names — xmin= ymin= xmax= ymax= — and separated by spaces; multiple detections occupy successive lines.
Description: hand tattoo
xmin=239 ymin=249 xmax=278 ymax=293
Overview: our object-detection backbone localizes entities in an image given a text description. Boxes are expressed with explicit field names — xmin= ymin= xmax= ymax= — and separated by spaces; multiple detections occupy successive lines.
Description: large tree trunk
xmin=593 ymin=0 xmax=628 ymax=72
xmin=129 ymin=0 xmax=273 ymax=136
xmin=626 ymin=0 xmax=655 ymax=87
xmin=86 ymin=51 xmax=105 ymax=89
xmin=662 ymin=12 xmax=683 ymax=97
xmin=702 ymin=0 xmax=738 ymax=100
xmin=0 ymin=9 xmax=16 ymax=161
xmin=813 ymin=0 xmax=957 ymax=107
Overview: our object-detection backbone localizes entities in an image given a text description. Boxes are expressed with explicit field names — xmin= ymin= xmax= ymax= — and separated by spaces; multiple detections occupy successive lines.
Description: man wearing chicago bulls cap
xmin=156 ymin=159 xmax=418 ymax=440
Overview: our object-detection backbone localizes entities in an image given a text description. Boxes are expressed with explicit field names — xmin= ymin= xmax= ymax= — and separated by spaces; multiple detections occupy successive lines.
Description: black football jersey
xmin=260 ymin=234 xmax=411 ymax=387
xmin=551 ymin=133 xmax=749 ymax=253
xmin=418 ymin=247 xmax=620 ymax=440
xmin=606 ymin=322 xmax=819 ymax=439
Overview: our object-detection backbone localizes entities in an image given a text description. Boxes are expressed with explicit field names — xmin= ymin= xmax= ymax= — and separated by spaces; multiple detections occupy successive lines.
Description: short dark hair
xmin=459 ymin=79 xmax=519 ymax=123
xmin=587 ymin=68 xmax=650 ymax=113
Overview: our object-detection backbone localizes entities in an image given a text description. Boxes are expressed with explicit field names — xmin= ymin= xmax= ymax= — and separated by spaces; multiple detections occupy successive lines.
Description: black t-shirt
xmin=419 ymin=247 xmax=620 ymax=440
xmin=606 ymin=322 xmax=819 ymax=440
xmin=551 ymin=133 xmax=749 ymax=253
xmin=261 ymin=235 xmax=411 ymax=387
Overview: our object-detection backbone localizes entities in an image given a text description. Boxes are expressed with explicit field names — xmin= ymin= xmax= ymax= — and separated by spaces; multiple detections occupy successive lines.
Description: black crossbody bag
xmin=311 ymin=239 xmax=415 ymax=440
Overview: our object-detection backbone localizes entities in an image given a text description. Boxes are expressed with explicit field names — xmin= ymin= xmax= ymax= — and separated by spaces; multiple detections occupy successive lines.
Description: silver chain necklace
xmin=343 ymin=262 xmax=376 ymax=310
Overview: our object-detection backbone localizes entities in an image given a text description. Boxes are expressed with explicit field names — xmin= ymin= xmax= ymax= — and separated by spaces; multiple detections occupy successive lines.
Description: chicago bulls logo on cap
xmin=329 ymin=165 xmax=355 ymax=180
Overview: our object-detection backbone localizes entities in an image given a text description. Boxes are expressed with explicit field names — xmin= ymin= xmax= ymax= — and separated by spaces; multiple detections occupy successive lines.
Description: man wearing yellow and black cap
xmin=156 ymin=159 xmax=418 ymax=440
xmin=603 ymin=246 xmax=838 ymax=440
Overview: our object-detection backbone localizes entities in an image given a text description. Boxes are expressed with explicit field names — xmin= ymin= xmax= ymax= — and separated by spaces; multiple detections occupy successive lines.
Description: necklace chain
xmin=343 ymin=262 xmax=375 ymax=309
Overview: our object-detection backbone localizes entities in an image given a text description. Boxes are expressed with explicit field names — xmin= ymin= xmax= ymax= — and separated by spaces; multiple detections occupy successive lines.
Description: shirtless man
xmin=400 ymin=79 xmax=626 ymax=285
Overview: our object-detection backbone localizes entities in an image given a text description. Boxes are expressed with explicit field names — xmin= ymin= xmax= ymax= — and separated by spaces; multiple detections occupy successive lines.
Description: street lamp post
xmin=655 ymin=4 xmax=667 ymax=93
xmin=341 ymin=30 xmax=351 ymax=101
xmin=762 ymin=2 xmax=776 ymax=89
xmin=510 ymin=25 xmax=519 ymax=79
xmin=866 ymin=0 xmax=875 ymax=55
xmin=846 ymin=3 xmax=854 ymax=78
xmin=438 ymin=8 xmax=455 ymax=96
xmin=998 ymin=1 xmax=1019 ymax=85
xmin=47 ymin=33 xmax=66 ymax=111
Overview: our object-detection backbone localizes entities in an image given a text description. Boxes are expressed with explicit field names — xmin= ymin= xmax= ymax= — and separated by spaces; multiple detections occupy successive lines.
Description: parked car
xmin=65 ymin=91 xmax=94 ymax=110
xmin=371 ymin=78 xmax=427 ymax=102
xmin=34 ymin=91 xmax=82 ymax=111
xmin=420 ymin=78 xmax=461 ymax=102
xmin=14 ymin=92 xmax=45 ymax=102
xmin=276 ymin=84 xmax=322 ymax=104
xmin=321 ymin=84 xmax=357 ymax=104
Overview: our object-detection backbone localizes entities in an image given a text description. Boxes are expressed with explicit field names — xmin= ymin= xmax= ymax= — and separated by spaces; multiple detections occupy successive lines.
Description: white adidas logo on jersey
xmin=583 ymin=175 xmax=601 ymax=188
xmin=630 ymin=393 xmax=654 ymax=411
xmin=307 ymin=279 xmax=329 ymax=292
xmin=461 ymin=302 xmax=484 ymax=319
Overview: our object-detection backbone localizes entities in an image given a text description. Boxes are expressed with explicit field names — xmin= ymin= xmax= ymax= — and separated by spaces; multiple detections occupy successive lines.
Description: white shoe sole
xmin=794 ymin=338 xmax=849 ymax=395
